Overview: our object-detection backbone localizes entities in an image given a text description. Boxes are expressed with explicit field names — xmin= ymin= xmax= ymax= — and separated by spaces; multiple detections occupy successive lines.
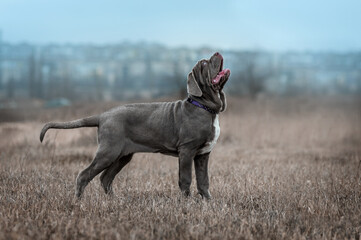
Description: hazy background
xmin=2 ymin=0 xmax=361 ymax=50
xmin=0 ymin=0 xmax=360 ymax=106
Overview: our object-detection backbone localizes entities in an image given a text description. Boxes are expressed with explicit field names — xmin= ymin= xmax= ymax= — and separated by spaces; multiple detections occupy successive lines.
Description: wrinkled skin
xmin=40 ymin=52 xmax=230 ymax=199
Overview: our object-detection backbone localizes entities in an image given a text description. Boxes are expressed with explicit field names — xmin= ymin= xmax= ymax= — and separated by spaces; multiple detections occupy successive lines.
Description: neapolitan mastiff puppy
xmin=40 ymin=52 xmax=231 ymax=199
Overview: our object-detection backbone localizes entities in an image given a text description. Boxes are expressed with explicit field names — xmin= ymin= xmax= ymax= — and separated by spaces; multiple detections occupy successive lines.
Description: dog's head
xmin=187 ymin=52 xmax=231 ymax=112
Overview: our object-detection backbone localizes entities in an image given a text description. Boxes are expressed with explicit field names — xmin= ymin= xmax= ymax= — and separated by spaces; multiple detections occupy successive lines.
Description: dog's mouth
xmin=211 ymin=56 xmax=230 ymax=86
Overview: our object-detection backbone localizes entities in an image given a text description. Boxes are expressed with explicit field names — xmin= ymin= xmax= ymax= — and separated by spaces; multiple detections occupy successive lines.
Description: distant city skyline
xmin=1 ymin=0 xmax=361 ymax=52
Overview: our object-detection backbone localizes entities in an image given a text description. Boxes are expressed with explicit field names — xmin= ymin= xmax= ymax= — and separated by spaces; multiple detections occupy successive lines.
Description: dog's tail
xmin=40 ymin=115 xmax=99 ymax=143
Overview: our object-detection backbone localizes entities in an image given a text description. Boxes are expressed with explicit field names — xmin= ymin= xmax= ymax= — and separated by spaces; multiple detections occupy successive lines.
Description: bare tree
xmin=244 ymin=61 xmax=266 ymax=99
xmin=93 ymin=68 xmax=104 ymax=100
xmin=6 ymin=76 xmax=15 ymax=99
xmin=232 ymin=53 xmax=270 ymax=99
xmin=28 ymin=52 xmax=36 ymax=98
xmin=61 ymin=65 xmax=72 ymax=100
xmin=36 ymin=55 xmax=44 ymax=99
xmin=171 ymin=60 xmax=187 ymax=98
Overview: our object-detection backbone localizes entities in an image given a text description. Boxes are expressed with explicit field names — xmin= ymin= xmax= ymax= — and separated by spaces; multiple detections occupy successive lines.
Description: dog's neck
xmin=187 ymin=94 xmax=222 ymax=114
xmin=187 ymin=98 xmax=217 ymax=114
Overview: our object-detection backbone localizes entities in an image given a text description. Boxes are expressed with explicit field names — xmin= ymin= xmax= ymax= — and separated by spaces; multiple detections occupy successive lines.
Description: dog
xmin=40 ymin=52 xmax=230 ymax=199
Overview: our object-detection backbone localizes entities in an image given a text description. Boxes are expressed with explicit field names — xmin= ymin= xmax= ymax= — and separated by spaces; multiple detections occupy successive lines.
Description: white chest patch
xmin=198 ymin=114 xmax=220 ymax=154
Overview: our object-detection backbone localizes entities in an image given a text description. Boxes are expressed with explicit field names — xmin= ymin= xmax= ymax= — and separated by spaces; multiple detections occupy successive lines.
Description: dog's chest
xmin=198 ymin=115 xmax=220 ymax=154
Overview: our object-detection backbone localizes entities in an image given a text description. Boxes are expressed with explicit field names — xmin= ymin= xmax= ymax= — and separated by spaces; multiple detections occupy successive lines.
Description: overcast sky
xmin=0 ymin=0 xmax=360 ymax=51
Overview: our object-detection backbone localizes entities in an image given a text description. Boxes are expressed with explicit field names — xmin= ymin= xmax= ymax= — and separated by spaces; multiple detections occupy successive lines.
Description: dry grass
xmin=0 ymin=96 xmax=360 ymax=239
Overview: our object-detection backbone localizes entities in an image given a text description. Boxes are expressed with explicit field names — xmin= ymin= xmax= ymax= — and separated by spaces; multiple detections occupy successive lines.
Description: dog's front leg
xmin=194 ymin=153 xmax=211 ymax=200
xmin=178 ymin=151 xmax=195 ymax=197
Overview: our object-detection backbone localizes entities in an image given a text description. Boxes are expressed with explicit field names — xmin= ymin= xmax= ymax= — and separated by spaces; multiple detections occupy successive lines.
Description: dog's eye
xmin=201 ymin=61 xmax=208 ymax=69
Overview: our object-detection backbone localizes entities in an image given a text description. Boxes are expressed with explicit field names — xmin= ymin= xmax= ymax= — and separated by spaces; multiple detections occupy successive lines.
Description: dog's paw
xmin=198 ymin=191 xmax=212 ymax=200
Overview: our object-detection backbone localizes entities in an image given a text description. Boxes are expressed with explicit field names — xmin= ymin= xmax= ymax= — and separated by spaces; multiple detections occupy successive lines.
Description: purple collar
xmin=187 ymin=98 xmax=217 ymax=114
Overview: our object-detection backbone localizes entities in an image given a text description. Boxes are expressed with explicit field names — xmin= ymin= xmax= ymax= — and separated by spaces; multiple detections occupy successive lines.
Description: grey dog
xmin=40 ymin=52 xmax=230 ymax=199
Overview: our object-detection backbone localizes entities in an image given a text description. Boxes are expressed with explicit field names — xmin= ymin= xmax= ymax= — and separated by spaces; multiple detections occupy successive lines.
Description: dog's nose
xmin=214 ymin=52 xmax=223 ymax=59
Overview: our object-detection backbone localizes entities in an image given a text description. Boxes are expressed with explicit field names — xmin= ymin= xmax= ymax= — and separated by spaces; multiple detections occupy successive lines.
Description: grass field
xmin=0 ymin=96 xmax=360 ymax=239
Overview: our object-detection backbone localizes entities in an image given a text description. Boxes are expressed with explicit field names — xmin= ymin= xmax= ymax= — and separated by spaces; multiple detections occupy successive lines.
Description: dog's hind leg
xmin=100 ymin=154 xmax=133 ymax=195
xmin=75 ymin=146 xmax=120 ymax=199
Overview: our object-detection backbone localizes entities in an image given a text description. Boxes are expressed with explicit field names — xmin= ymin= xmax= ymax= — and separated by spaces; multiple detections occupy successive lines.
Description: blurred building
xmin=0 ymin=42 xmax=360 ymax=102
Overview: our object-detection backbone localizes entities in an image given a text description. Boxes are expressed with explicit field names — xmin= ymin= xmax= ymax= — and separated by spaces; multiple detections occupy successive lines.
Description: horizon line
xmin=1 ymin=39 xmax=361 ymax=54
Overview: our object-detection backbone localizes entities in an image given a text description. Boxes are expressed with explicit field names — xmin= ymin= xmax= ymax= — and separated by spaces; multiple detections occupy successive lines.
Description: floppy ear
xmin=187 ymin=71 xmax=202 ymax=97
xmin=219 ymin=90 xmax=227 ymax=112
